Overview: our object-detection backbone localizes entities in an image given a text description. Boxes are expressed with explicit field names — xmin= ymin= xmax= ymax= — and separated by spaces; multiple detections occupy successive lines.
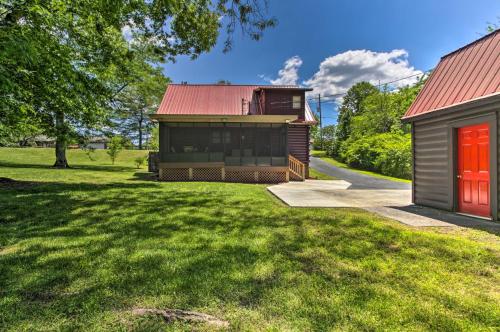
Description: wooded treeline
xmin=313 ymin=79 xmax=425 ymax=179
xmin=0 ymin=0 xmax=275 ymax=167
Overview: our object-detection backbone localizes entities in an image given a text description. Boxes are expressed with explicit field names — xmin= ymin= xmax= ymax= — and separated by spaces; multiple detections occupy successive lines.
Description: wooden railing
xmin=288 ymin=154 xmax=305 ymax=181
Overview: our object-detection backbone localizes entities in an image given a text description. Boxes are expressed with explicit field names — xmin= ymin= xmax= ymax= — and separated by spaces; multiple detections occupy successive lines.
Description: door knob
xmin=457 ymin=175 xmax=462 ymax=179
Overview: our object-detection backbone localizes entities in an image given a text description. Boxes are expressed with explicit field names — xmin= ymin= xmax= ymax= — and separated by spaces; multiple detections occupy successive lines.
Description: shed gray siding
xmin=412 ymin=100 xmax=499 ymax=219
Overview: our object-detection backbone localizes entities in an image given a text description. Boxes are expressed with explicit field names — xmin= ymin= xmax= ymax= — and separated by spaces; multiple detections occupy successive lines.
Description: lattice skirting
xmin=159 ymin=168 xmax=190 ymax=181
xmin=192 ymin=167 xmax=223 ymax=181
xmin=159 ymin=167 xmax=287 ymax=183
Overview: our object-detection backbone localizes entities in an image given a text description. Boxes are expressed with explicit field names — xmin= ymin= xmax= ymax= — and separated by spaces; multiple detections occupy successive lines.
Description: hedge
xmin=338 ymin=133 xmax=412 ymax=179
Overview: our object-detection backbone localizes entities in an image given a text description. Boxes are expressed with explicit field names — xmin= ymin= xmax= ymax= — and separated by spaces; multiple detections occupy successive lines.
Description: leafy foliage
xmin=111 ymin=64 xmax=169 ymax=150
xmin=149 ymin=125 xmax=160 ymax=151
xmin=322 ymin=78 xmax=425 ymax=179
xmin=107 ymin=136 xmax=124 ymax=165
xmin=312 ymin=124 xmax=335 ymax=151
xmin=0 ymin=0 xmax=276 ymax=165
xmin=333 ymin=82 xmax=379 ymax=154
xmin=134 ymin=155 xmax=148 ymax=169
xmin=340 ymin=133 xmax=412 ymax=179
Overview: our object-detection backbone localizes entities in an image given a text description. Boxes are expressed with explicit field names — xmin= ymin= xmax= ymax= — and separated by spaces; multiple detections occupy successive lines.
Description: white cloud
xmin=304 ymin=49 xmax=423 ymax=98
xmin=270 ymin=56 xmax=303 ymax=85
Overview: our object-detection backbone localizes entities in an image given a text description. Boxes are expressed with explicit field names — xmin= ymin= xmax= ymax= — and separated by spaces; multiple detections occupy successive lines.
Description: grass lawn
xmin=0 ymin=148 xmax=499 ymax=331
xmin=308 ymin=167 xmax=338 ymax=180
xmin=311 ymin=150 xmax=411 ymax=183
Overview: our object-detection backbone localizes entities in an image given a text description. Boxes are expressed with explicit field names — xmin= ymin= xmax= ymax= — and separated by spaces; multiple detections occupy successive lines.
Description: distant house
xmin=86 ymin=137 xmax=109 ymax=150
xmin=403 ymin=29 xmax=500 ymax=220
xmin=150 ymin=84 xmax=317 ymax=182
xmin=33 ymin=136 xmax=109 ymax=149
xmin=34 ymin=135 xmax=55 ymax=148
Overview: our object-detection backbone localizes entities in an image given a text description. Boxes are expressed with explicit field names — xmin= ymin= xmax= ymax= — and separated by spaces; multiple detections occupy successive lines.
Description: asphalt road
xmin=309 ymin=157 xmax=411 ymax=190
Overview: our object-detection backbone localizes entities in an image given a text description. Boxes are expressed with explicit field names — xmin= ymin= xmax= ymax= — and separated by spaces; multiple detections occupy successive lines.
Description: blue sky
xmin=162 ymin=0 xmax=500 ymax=125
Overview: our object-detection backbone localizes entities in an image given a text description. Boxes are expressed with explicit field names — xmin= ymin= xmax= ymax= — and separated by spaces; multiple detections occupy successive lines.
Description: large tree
xmin=333 ymin=82 xmax=378 ymax=155
xmin=112 ymin=63 xmax=169 ymax=150
xmin=0 ymin=0 xmax=276 ymax=167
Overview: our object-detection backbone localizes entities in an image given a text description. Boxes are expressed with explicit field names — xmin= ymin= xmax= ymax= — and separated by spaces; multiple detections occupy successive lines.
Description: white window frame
xmin=292 ymin=95 xmax=301 ymax=109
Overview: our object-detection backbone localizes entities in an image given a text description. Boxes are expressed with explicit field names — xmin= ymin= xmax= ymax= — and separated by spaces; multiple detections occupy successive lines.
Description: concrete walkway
xmin=268 ymin=157 xmax=500 ymax=232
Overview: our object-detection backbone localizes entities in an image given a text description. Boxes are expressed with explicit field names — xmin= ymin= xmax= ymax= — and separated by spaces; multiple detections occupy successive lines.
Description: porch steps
xmin=288 ymin=154 xmax=305 ymax=181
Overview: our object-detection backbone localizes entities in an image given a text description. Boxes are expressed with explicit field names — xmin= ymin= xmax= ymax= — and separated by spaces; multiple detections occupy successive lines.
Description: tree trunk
xmin=138 ymin=110 xmax=143 ymax=150
xmin=53 ymin=110 xmax=69 ymax=168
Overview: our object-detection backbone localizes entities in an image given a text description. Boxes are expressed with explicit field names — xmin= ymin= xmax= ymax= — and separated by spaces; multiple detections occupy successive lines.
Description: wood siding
xmin=263 ymin=90 xmax=305 ymax=120
xmin=288 ymin=125 xmax=309 ymax=165
xmin=412 ymin=102 xmax=499 ymax=218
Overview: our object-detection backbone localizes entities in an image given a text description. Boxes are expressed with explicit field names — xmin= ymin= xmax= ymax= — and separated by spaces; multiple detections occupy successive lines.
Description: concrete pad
xmin=268 ymin=180 xmax=500 ymax=231
xmin=267 ymin=180 xmax=466 ymax=228
xmin=268 ymin=180 xmax=410 ymax=208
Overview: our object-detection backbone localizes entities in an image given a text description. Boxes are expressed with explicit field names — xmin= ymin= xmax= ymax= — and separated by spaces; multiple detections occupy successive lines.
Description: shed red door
xmin=457 ymin=123 xmax=490 ymax=218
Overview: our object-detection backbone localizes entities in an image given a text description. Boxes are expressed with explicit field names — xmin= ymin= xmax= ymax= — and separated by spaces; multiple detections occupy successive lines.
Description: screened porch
xmin=160 ymin=122 xmax=288 ymax=166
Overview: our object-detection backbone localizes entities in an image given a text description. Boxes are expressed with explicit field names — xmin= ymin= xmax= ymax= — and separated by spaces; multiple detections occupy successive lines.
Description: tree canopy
xmin=0 ymin=0 xmax=276 ymax=166
xmin=319 ymin=78 xmax=425 ymax=179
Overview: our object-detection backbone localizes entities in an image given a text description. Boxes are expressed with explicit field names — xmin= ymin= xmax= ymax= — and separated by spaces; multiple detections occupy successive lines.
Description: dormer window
xmin=292 ymin=95 xmax=301 ymax=109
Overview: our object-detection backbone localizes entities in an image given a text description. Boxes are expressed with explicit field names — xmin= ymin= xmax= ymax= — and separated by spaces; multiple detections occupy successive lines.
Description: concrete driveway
xmin=268 ymin=157 xmax=500 ymax=232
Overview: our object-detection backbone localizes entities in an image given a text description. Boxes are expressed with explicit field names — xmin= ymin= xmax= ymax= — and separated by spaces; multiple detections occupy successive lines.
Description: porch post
xmin=285 ymin=124 xmax=289 ymax=166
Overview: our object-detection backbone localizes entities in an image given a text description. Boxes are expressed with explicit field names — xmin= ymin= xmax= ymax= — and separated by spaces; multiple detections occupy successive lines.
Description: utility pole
xmin=317 ymin=94 xmax=323 ymax=150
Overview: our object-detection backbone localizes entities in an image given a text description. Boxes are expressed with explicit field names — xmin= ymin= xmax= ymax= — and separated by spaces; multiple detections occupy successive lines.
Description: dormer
xmin=253 ymin=87 xmax=313 ymax=120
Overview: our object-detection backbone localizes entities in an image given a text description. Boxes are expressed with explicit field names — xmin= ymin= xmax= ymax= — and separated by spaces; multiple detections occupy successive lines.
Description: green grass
xmin=0 ymin=148 xmax=499 ymax=331
xmin=308 ymin=167 xmax=338 ymax=180
xmin=311 ymin=150 xmax=412 ymax=183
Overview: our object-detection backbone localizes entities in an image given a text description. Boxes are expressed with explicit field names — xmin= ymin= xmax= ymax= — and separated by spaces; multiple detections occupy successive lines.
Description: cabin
xmin=403 ymin=29 xmax=500 ymax=221
xmin=150 ymin=84 xmax=317 ymax=182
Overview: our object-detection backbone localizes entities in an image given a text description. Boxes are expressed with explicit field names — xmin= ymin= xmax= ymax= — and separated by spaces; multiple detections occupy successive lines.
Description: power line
xmin=306 ymin=68 xmax=432 ymax=102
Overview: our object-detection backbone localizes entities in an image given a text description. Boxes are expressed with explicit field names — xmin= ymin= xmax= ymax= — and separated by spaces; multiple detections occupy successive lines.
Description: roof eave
xmin=150 ymin=114 xmax=299 ymax=123
xmin=254 ymin=87 xmax=313 ymax=92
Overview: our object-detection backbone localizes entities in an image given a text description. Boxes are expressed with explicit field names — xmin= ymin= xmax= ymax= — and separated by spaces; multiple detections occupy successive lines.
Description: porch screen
xmin=163 ymin=123 xmax=287 ymax=165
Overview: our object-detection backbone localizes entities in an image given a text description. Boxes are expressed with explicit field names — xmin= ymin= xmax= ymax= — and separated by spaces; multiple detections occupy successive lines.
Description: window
xmin=292 ymin=95 xmax=301 ymax=109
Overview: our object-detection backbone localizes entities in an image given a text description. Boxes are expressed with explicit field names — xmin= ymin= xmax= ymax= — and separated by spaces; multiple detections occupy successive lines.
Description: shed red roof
xmin=156 ymin=84 xmax=317 ymax=123
xmin=403 ymin=29 xmax=500 ymax=120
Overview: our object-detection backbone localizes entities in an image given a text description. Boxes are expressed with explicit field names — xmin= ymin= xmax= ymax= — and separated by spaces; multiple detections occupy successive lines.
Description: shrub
xmin=374 ymin=139 xmax=412 ymax=179
xmin=134 ymin=155 xmax=148 ymax=169
xmin=107 ymin=136 xmax=124 ymax=165
xmin=339 ymin=133 xmax=412 ymax=179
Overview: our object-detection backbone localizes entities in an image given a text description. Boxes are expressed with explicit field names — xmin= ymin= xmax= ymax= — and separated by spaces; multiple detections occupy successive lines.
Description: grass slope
xmin=0 ymin=148 xmax=499 ymax=331
xmin=311 ymin=150 xmax=411 ymax=183
xmin=308 ymin=167 xmax=338 ymax=180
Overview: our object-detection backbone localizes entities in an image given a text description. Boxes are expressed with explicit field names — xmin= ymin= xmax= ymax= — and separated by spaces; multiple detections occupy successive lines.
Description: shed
xmin=403 ymin=29 xmax=500 ymax=220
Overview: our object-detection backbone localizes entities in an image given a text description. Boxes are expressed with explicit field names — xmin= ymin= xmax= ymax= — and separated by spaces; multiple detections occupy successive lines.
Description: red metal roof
xmin=403 ymin=29 xmax=500 ymax=120
xmin=157 ymin=84 xmax=259 ymax=115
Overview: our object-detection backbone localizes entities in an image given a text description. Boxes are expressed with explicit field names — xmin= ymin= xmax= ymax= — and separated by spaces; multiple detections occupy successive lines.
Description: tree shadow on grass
xmin=0 ymin=180 xmax=498 ymax=330
xmin=0 ymin=161 xmax=137 ymax=173
xmin=129 ymin=171 xmax=157 ymax=181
